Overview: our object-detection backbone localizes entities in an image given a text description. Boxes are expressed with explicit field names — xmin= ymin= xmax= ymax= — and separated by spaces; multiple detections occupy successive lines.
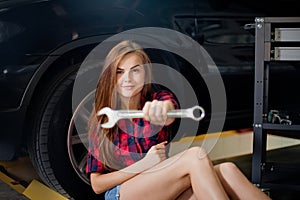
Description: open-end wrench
xmin=97 ymin=105 xmax=205 ymax=128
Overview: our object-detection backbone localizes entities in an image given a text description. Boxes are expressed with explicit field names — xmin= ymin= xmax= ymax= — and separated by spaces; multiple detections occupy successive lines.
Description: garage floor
xmin=214 ymin=145 xmax=300 ymax=200
xmin=1 ymin=130 xmax=300 ymax=199
xmin=0 ymin=180 xmax=28 ymax=200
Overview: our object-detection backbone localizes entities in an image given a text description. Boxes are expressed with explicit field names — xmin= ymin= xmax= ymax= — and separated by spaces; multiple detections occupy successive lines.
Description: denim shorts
xmin=105 ymin=185 xmax=120 ymax=200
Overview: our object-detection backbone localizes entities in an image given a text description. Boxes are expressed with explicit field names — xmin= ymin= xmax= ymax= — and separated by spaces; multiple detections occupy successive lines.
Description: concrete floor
xmin=0 ymin=180 xmax=28 ymax=200
xmin=214 ymin=144 xmax=300 ymax=200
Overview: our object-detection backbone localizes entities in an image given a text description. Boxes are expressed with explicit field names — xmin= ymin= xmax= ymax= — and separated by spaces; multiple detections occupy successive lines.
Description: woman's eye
xmin=132 ymin=68 xmax=140 ymax=73
xmin=116 ymin=70 xmax=123 ymax=74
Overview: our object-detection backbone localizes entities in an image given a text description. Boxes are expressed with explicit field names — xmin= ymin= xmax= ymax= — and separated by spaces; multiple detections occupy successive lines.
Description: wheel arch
xmin=21 ymin=35 xmax=110 ymax=143
xmin=22 ymin=35 xmax=110 ymax=107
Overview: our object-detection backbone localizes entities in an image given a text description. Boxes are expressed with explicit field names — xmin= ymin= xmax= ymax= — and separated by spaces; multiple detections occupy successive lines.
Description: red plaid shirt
xmin=86 ymin=90 xmax=179 ymax=174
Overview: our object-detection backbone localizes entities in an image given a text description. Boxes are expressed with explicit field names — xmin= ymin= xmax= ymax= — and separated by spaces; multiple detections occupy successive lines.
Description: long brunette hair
xmin=88 ymin=40 xmax=152 ymax=170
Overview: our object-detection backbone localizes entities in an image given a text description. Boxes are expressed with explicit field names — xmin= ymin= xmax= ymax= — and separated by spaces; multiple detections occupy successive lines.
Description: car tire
xmin=27 ymin=66 xmax=100 ymax=200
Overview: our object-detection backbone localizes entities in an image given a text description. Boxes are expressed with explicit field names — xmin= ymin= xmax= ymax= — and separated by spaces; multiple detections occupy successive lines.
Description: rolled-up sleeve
xmin=153 ymin=90 xmax=179 ymax=109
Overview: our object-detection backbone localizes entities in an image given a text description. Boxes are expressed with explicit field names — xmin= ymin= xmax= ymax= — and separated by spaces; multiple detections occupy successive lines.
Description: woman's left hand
xmin=142 ymin=100 xmax=175 ymax=126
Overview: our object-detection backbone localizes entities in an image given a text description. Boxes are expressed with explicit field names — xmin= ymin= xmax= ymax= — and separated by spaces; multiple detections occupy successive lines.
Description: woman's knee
xmin=183 ymin=147 xmax=210 ymax=163
xmin=215 ymin=162 xmax=239 ymax=176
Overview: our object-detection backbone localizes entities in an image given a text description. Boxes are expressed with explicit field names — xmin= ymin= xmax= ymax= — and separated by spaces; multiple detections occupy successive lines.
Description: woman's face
xmin=116 ymin=53 xmax=145 ymax=99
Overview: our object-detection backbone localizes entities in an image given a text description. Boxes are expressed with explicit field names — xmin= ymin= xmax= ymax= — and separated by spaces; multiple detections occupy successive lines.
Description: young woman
xmin=86 ymin=40 xmax=271 ymax=200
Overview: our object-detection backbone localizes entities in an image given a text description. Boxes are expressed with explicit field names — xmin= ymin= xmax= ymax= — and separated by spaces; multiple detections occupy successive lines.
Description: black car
xmin=0 ymin=0 xmax=299 ymax=199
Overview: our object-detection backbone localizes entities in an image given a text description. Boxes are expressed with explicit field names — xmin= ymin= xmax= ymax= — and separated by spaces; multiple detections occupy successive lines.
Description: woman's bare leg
xmin=175 ymin=188 xmax=196 ymax=200
xmin=119 ymin=147 xmax=229 ymax=200
xmin=214 ymin=162 xmax=271 ymax=200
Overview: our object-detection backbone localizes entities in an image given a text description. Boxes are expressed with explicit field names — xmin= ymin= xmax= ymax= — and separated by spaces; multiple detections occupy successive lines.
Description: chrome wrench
xmin=97 ymin=105 xmax=205 ymax=128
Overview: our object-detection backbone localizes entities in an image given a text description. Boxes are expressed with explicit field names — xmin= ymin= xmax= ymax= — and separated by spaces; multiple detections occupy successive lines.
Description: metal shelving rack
xmin=252 ymin=17 xmax=300 ymax=190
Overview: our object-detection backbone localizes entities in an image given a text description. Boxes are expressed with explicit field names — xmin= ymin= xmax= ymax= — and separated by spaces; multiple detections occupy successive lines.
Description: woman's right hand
xmin=143 ymin=141 xmax=167 ymax=168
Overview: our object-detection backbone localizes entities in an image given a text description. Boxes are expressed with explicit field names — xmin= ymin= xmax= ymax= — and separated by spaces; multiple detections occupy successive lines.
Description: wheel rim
xmin=67 ymin=90 xmax=95 ymax=185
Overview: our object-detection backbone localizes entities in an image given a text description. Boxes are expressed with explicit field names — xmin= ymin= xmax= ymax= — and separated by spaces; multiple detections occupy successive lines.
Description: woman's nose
xmin=122 ymin=71 xmax=132 ymax=82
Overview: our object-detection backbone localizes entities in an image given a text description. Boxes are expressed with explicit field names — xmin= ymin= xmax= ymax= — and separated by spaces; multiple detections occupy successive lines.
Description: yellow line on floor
xmin=172 ymin=130 xmax=238 ymax=144
xmin=0 ymin=170 xmax=25 ymax=194
xmin=23 ymin=180 xmax=68 ymax=200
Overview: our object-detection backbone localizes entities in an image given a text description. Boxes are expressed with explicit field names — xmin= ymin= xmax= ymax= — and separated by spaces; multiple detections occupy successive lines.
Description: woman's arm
xmin=90 ymin=141 xmax=167 ymax=194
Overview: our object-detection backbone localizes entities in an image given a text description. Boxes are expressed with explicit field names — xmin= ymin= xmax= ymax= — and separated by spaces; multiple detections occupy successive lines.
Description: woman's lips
xmin=122 ymin=85 xmax=135 ymax=90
